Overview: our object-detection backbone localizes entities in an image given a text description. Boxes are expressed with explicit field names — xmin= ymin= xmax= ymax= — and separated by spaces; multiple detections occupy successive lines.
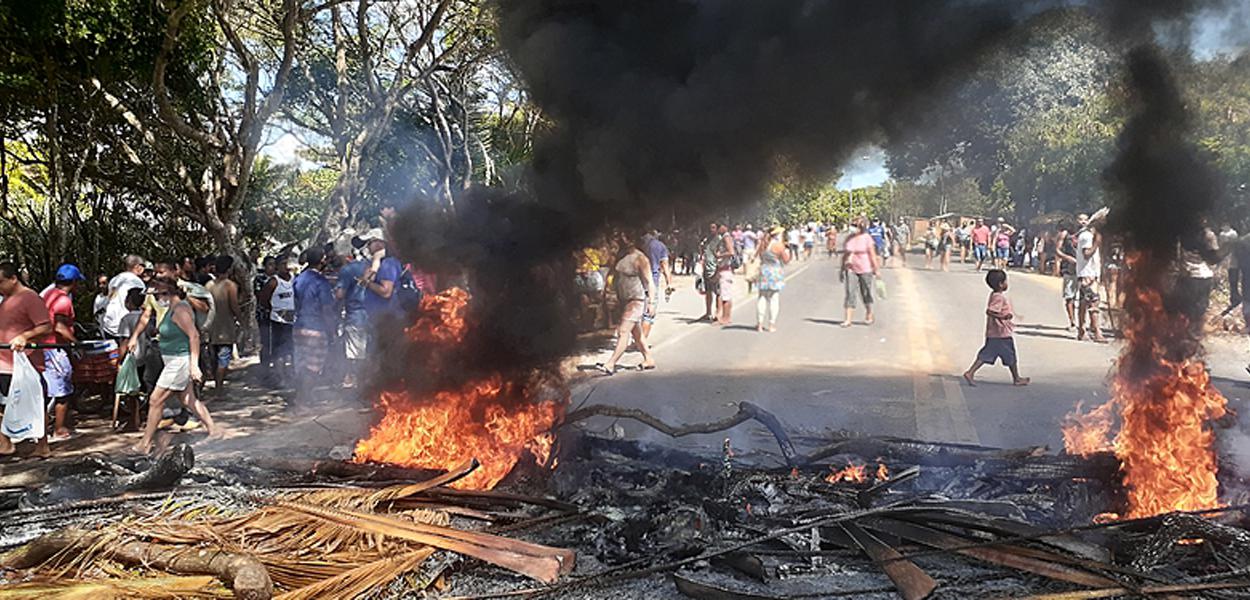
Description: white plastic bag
xmin=2 ymin=352 xmax=46 ymax=441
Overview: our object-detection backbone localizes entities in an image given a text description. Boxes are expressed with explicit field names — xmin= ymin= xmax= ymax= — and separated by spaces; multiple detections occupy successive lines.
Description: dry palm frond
xmin=274 ymin=547 xmax=436 ymax=600
xmin=0 ymin=575 xmax=221 ymax=599
xmin=271 ymin=498 xmax=572 ymax=583
xmin=288 ymin=458 xmax=478 ymax=511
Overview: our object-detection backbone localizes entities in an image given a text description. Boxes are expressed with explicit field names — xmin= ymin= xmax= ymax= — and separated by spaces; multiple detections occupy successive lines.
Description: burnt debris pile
xmin=5 ymin=424 xmax=1250 ymax=599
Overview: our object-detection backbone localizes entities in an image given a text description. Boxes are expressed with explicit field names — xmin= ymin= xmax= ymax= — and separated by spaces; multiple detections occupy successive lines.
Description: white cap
xmin=359 ymin=228 xmax=386 ymax=243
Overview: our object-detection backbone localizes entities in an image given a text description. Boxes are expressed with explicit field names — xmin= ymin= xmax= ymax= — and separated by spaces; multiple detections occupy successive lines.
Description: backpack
xmin=395 ymin=267 xmax=424 ymax=312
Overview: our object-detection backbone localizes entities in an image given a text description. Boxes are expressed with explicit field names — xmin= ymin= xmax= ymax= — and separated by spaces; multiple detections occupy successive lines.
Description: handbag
xmin=2 ymin=352 xmax=46 ymax=441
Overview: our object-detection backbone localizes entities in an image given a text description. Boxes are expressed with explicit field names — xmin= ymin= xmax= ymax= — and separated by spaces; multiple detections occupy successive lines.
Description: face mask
xmin=850 ymin=226 xmax=861 ymax=234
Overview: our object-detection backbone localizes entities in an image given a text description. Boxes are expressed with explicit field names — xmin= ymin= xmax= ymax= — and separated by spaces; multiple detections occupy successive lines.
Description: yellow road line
xmin=895 ymin=267 xmax=980 ymax=444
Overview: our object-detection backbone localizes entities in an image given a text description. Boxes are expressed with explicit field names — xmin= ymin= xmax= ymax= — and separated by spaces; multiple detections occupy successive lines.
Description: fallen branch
xmin=1 ymin=529 xmax=272 ymax=600
xmin=563 ymin=402 xmax=798 ymax=466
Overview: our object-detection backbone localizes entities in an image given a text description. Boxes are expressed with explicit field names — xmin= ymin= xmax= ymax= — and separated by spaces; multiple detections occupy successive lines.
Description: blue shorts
xmin=976 ymin=337 xmax=1017 ymax=367
xmin=212 ymin=344 xmax=233 ymax=369
xmin=42 ymin=349 xmax=73 ymax=400
xmin=973 ymin=244 xmax=988 ymax=261
xmin=996 ymin=246 xmax=1010 ymax=259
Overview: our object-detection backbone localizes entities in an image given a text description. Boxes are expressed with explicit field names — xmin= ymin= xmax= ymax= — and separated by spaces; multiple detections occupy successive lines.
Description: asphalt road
xmin=575 ymin=252 xmax=1250 ymax=459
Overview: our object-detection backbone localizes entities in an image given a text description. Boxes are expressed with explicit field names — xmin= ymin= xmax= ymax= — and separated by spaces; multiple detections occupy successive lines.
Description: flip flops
xmin=595 ymin=363 xmax=617 ymax=376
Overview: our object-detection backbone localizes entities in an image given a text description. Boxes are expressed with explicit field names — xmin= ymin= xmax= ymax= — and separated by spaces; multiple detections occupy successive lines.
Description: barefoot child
xmin=963 ymin=269 xmax=1029 ymax=386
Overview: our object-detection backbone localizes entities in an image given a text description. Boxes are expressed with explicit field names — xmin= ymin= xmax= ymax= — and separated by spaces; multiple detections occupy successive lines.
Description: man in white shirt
xmin=1074 ymin=214 xmax=1106 ymax=342
xmin=101 ymin=255 xmax=147 ymax=339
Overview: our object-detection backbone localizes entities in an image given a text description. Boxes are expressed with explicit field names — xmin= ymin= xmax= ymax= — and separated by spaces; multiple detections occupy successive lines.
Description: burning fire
xmin=353 ymin=289 xmax=564 ymax=490
xmin=1062 ymin=400 xmax=1116 ymax=457
xmin=1062 ymin=273 xmax=1228 ymax=519
xmin=825 ymin=462 xmax=889 ymax=484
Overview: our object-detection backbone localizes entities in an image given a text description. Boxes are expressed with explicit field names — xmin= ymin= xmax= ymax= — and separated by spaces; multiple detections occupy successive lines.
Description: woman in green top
xmin=133 ymin=278 xmax=220 ymax=455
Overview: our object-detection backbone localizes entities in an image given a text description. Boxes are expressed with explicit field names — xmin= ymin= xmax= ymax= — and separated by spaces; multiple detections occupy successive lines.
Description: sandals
xmin=595 ymin=363 xmax=617 ymax=376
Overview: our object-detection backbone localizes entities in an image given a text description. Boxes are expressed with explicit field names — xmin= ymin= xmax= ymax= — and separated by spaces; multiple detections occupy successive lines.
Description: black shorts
xmin=976 ymin=337 xmax=1017 ymax=367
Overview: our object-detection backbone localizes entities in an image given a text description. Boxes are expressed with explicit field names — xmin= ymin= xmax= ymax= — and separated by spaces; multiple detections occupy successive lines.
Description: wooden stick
xmin=842 ymin=522 xmax=936 ymax=600
xmin=273 ymin=499 xmax=575 ymax=583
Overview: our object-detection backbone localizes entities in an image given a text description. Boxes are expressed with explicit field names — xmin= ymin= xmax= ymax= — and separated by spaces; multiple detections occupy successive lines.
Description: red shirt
xmin=971 ymin=226 xmax=991 ymax=245
xmin=0 ymin=288 xmax=51 ymax=373
xmin=41 ymin=286 xmax=75 ymax=343
xmin=985 ymin=291 xmax=1015 ymax=339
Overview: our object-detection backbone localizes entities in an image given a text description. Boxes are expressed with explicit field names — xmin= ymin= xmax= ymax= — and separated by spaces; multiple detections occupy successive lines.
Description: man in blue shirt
xmin=334 ymin=257 xmax=370 ymax=383
xmin=356 ymin=228 xmax=403 ymax=319
xmin=867 ymin=219 xmax=887 ymax=257
xmin=292 ymin=247 xmax=335 ymax=409
xmin=642 ymin=229 xmax=671 ymax=339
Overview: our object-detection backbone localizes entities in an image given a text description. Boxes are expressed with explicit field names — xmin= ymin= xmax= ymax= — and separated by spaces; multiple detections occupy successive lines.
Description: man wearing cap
xmin=42 ymin=264 xmax=84 ymax=440
xmin=358 ymin=228 xmax=403 ymax=317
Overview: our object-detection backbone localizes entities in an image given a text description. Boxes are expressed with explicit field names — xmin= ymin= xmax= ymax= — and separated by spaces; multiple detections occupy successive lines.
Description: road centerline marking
xmin=896 ymin=267 xmax=980 ymax=445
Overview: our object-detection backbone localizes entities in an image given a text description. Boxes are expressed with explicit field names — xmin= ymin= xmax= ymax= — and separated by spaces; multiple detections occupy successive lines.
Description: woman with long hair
xmin=755 ymin=227 xmax=792 ymax=332
xmin=597 ymin=233 xmax=656 ymax=374
xmin=133 ymin=278 xmax=219 ymax=454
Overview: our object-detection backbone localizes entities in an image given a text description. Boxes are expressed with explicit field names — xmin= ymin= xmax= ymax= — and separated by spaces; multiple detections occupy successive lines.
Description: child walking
xmin=963 ymin=269 xmax=1029 ymax=386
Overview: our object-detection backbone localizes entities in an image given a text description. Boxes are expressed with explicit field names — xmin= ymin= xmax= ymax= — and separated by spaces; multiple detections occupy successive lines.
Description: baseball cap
xmin=54 ymin=263 xmax=86 ymax=282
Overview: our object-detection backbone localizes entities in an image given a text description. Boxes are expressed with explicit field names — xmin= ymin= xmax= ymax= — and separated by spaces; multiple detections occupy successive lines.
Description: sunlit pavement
xmin=575 ymin=253 xmax=1250 ymax=458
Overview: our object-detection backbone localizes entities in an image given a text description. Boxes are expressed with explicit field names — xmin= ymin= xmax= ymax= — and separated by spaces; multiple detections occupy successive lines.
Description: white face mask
xmin=850 ymin=226 xmax=861 ymax=234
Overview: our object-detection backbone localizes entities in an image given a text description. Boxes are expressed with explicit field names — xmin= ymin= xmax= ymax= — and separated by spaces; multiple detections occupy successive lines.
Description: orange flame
xmin=1113 ymin=357 xmax=1226 ymax=518
xmin=1062 ymin=400 xmax=1116 ymax=457
xmin=825 ymin=462 xmax=889 ymax=484
xmin=353 ymin=289 xmax=564 ymax=490
xmin=1067 ymin=259 xmax=1229 ymax=519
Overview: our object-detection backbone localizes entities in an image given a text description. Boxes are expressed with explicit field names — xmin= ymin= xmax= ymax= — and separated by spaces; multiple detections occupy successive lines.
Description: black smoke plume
xmin=374 ymin=1 xmax=1228 ymax=396
xmin=1105 ymin=46 xmax=1224 ymax=367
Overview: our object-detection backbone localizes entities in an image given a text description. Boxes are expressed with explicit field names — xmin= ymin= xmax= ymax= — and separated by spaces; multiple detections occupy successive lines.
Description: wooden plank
xmin=842 ymin=522 xmax=937 ymax=600
xmin=864 ymin=518 xmax=1117 ymax=589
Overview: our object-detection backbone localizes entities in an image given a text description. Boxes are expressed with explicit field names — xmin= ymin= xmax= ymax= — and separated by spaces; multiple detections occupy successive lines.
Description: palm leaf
xmin=274 ymin=548 xmax=435 ymax=600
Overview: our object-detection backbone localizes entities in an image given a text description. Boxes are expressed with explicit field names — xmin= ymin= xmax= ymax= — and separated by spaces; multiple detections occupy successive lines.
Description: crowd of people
xmin=0 ymin=218 xmax=434 ymax=458
xmin=585 ymin=206 xmax=1249 ymax=387
xmin=3 ymin=203 xmax=1241 ymax=458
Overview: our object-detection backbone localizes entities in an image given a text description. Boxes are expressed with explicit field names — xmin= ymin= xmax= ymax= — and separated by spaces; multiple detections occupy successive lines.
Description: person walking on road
xmin=598 ymin=234 xmax=656 ymax=374
xmin=642 ymin=229 xmax=672 ymax=339
xmin=893 ymin=219 xmax=910 ymax=266
xmin=993 ymin=218 xmax=1016 ymax=270
xmin=841 ymin=218 xmax=880 ymax=327
xmin=971 ymin=218 xmax=991 ymax=271
xmin=698 ymin=223 xmax=721 ymax=323
xmin=133 ymin=277 xmax=221 ymax=455
xmin=755 ymin=227 xmax=792 ymax=333
xmin=715 ymin=225 xmax=737 ymax=326
xmin=963 ymin=269 xmax=1029 ymax=387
